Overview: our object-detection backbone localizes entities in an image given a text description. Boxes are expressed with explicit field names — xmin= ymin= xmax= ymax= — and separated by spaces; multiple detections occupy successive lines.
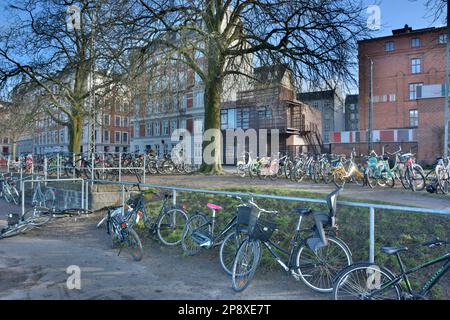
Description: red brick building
xmin=332 ymin=25 xmax=447 ymax=164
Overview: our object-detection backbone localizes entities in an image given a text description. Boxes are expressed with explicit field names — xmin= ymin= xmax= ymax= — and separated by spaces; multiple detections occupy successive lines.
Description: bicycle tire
xmin=219 ymin=229 xmax=248 ymax=276
xmin=157 ymin=208 xmax=188 ymax=246
xmin=181 ymin=214 xmax=210 ymax=256
xmin=295 ymin=236 xmax=352 ymax=293
xmin=231 ymin=238 xmax=261 ymax=292
xmin=126 ymin=228 xmax=143 ymax=261
xmin=0 ymin=223 xmax=32 ymax=239
xmin=332 ymin=262 xmax=401 ymax=300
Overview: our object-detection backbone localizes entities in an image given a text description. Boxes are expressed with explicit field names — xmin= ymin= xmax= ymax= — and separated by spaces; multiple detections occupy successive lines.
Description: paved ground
xmin=0 ymin=201 xmax=325 ymax=300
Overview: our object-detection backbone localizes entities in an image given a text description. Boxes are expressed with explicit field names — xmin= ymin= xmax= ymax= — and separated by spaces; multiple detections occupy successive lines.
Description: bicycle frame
xmin=198 ymin=213 xmax=238 ymax=246
xmin=369 ymin=252 xmax=450 ymax=299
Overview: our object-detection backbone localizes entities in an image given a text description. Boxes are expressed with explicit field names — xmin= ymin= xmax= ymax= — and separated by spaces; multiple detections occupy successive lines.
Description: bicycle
xmin=332 ymin=239 xmax=449 ymax=300
xmin=0 ymin=212 xmax=50 ymax=239
xmin=181 ymin=195 xmax=252 ymax=275
xmin=102 ymin=201 xmax=144 ymax=261
xmin=236 ymin=152 xmax=253 ymax=178
xmin=332 ymin=152 xmax=365 ymax=188
xmin=0 ymin=173 xmax=20 ymax=205
xmin=231 ymin=188 xmax=353 ymax=293
xmin=97 ymin=185 xmax=189 ymax=246
xmin=31 ymin=177 xmax=56 ymax=208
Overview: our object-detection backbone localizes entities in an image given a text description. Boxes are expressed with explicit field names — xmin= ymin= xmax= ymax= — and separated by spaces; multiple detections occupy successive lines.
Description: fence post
xmin=121 ymin=184 xmax=125 ymax=212
xmin=20 ymin=165 xmax=23 ymax=191
xmin=81 ymin=179 xmax=85 ymax=210
xmin=21 ymin=180 xmax=25 ymax=218
xmin=172 ymin=189 xmax=177 ymax=207
xmin=143 ymin=155 xmax=146 ymax=184
xmin=72 ymin=153 xmax=76 ymax=179
xmin=44 ymin=157 xmax=48 ymax=182
xmin=369 ymin=207 xmax=375 ymax=263
xmin=119 ymin=153 xmax=122 ymax=182
xmin=57 ymin=153 xmax=60 ymax=179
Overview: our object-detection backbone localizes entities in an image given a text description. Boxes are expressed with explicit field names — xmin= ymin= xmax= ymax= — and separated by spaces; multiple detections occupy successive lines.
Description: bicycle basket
xmin=7 ymin=213 xmax=20 ymax=226
xmin=248 ymin=211 xmax=277 ymax=242
xmin=236 ymin=205 xmax=252 ymax=227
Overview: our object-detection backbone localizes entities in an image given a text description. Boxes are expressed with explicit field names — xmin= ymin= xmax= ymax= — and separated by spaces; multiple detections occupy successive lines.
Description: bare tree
xmin=423 ymin=0 xmax=447 ymax=23
xmin=130 ymin=0 xmax=369 ymax=173
xmin=0 ymin=0 xmax=135 ymax=154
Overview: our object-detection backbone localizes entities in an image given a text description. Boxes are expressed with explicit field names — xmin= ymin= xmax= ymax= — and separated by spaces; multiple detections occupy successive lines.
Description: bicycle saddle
xmin=207 ymin=203 xmax=223 ymax=211
xmin=381 ymin=247 xmax=408 ymax=255
xmin=295 ymin=208 xmax=312 ymax=216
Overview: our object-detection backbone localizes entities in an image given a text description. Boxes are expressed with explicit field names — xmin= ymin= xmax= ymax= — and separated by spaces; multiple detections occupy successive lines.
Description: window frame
xmin=409 ymin=109 xmax=419 ymax=128
xmin=385 ymin=41 xmax=395 ymax=52
xmin=411 ymin=58 xmax=421 ymax=74
xmin=411 ymin=37 xmax=421 ymax=48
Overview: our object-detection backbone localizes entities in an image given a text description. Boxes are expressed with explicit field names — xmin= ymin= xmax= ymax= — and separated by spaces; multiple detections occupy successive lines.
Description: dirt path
xmin=0 ymin=208 xmax=326 ymax=300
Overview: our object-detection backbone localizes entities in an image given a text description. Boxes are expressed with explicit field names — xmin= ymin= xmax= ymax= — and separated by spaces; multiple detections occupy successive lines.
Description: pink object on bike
xmin=207 ymin=203 xmax=223 ymax=211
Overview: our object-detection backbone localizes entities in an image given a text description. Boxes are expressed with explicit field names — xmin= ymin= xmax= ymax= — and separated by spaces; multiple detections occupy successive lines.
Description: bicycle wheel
xmin=295 ymin=236 xmax=352 ymax=293
xmin=23 ymin=207 xmax=52 ymax=226
xmin=333 ymin=172 xmax=346 ymax=188
xmin=406 ymin=167 xmax=425 ymax=192
xmin=44 ymin=189 xmax=56 ymax=209
xmin=231 ymin=238 xmax=261 ymax=292
xmin=107 ymin=221 xmax=121 ymax=249
xmin=10 ymin=186 xmax=20 ymax=205
xmin=237 ymin=163 xmax=247 ymax=178
xmin=181 ymin=214 xmax=210 ymax=256
xmin=126 ymin=228 xmax=143 ymax=261
xmin=219 ymin=229 xmax=248 ymax=275
xmin=157 ymin=208 xmax=188 ymax=246
xmin=0 ymin=223 xmax=32 ymax=239
xmin=436 ymin=167 xmax=449 ymax=194
xmin=333 ymin=263 xmax=401 ymax=300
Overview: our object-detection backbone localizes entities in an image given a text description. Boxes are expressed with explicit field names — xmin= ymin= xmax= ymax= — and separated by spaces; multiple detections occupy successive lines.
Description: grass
xmin=133 ymin=185 xmax=449 ymax=299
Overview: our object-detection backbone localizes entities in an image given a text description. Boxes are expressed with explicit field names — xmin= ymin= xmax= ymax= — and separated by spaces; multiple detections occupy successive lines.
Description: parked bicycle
xmin=97 ymin=185 xmax=189 ymax=246
xmin=231 ymin=188 xmax=353 ymax=293
xmin=181 ymin=195 xmax=252 ymax=275
xmin=333 ymin=239 xmax=449 ymax=300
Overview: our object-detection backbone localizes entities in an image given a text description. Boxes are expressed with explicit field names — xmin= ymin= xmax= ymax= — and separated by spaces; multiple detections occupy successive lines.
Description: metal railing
xmin=88 ymin=179 xmax=450 ymax=264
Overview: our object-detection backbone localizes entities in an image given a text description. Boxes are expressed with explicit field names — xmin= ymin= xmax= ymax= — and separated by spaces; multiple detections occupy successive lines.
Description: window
xmin=122 ymin=117 xmax=129 ymax=128
xmin=411 ymin=38 xmax=420 ymax=48
xmin=221 ymin=110 xmax=228 ymax=129
xmin=171 ymin=120 xmax=177 ymax=134
xmin=389 ymin=94 xmax=397 ymax=102
xmin=409 ymin=83 xmax=423 ymax=100
xmin=258 ymin=107 xmax=266 ymax=118
xmin=122 ymin=132 xmax=128 ymax=144
xmin=265 ymin=107 xmax=272 ymax=119
xmin=409 ymin=110 xmax=419 ymax=127
xmin=324 ymin=121 xmax=330 ymax=131
xmin=411 ymin=58 xmax=421 ymax=74
xmin=146 ymin=123 xmax=152 ymax=136
xmin=155 ymin=144 xmax=160 ymax=156
xmin=103 ymin=115 xmax=110 ymax=126
xmin=103 ymin=130 xmax=110 ymax=143
xmin=439 ymin=33 xmax=448 ymax=44
xmin=195 ymin=91 xmax=204 ymax=108
xmin=385 ymin=41 xmax=395 ymax=52
xmin=312 ymin=101 xmax=319 ymax=109
xmin=115 ymin=131 xmax=121 ymax=144
xmin=324 ymin=112 xmax=330 ymax=120
xmin=115 ymin=116 xmax=121 ymax=127
xmin=350 ymin=114 xmax=356 ymax=120
xmin=155 ymin=122 xmax=161 ymax=136
xmin=163 ymin=120 xmax=169 ymax=135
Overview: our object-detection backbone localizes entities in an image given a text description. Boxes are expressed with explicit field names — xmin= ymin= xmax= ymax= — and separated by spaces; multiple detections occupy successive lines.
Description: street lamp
xmin=368 ymin=57 xmax=374 ymax=154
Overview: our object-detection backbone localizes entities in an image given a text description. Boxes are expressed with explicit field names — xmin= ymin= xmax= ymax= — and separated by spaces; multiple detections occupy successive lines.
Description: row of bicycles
xmin=84 ymin=185 xmax=448 ymax=300
xmin=236 ymin=147 xmax=449 ymax=194
xmin=29 ymin=152 xmax=198 ymax=180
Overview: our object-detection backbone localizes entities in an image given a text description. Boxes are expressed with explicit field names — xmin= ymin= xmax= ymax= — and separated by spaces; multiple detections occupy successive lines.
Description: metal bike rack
xmin=90 ymin=179 xmax=450 ymax=264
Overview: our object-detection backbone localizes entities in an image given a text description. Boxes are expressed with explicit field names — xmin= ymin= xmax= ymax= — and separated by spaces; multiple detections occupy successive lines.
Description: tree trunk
xmin=69 ymin=115 xmax=83 ymax=155
xmin=200 ymin=78 xmax=223 ymax=174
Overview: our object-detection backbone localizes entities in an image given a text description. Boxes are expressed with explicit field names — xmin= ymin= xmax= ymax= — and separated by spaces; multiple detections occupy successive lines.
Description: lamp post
xmin=368 ymin=57 xmax=374 ymax=154
xmin=444 ymin=1 xmax=450 ymax=158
